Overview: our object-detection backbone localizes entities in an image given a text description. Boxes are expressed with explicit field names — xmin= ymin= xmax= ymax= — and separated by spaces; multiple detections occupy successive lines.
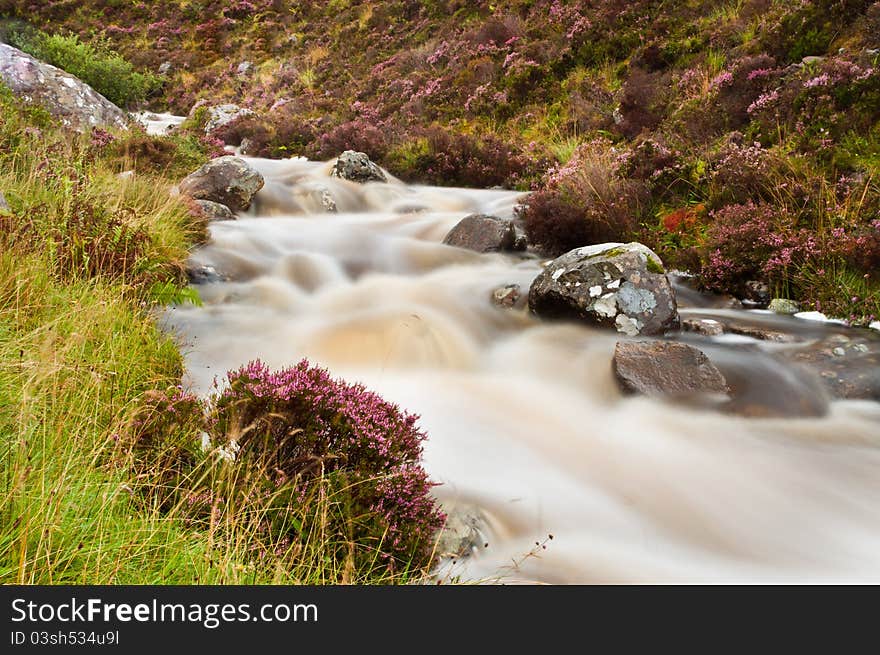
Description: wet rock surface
xmin=529 ymin=242 xmax=679 ymax=336
xmin=179 ymin=156 xmax=264 ymax=212
xmin=443 ymin=214 xmax=526 ymax=253
xmin=491 ymin=284 xmax=523 ymax=308
xmin=330 ymin=150 xmax=387 ymax=183
xmin=194 ymin=199 xmax=236 ymax=221
xmin=784 ymin=334 xmax=880 ymax=401
xmin=613 ymin=340 xmax=730 ymax=398
xmin=0 ymin=43 xmax=129 ymax=132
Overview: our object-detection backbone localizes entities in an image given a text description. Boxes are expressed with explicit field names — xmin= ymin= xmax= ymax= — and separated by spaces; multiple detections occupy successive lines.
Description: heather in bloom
xmin=212 ymin=359 xmax=445 ymax=571
xmin=129 ymin=359 xmax=446 ymax=574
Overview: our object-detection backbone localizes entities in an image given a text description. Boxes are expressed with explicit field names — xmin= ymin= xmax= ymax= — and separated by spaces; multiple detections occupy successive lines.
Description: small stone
xmin=194 ymin=199 xmax=236 ymax=221
xmin=742 ymin=280 xmax=770 ymax=308
xmin=682 ymin=318 xmax=724 ymax=336
xmin=0 ymin=191 xmax=10 ymax=213
xmin=832 ymin=347 xmax=846 ymax=357
xmin=491 ymin=284 xmax=522 ymax=308
xmin=186 ymin=264 xmax=225 ymax=284
xmin=768 ymin=298 xmax=801 ymax=315
xmin=237 ymin=60 xmax=254 ymax=77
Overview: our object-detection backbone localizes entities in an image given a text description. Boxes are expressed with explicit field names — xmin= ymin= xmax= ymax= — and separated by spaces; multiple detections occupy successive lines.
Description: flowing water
xmin=161 ymin=154 xmax=880 ymax=584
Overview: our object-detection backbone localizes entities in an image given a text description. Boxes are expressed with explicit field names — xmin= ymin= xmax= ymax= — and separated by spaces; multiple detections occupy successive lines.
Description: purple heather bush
xmin=129 ymin=359 xmax=446 ymax=573
xmin=211 ymin=359 xmax=444 ymax=570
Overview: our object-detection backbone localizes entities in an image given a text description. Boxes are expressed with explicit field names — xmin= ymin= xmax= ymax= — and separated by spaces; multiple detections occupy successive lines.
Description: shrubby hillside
xmin=1 ymin=0 xmax=878 ymax=313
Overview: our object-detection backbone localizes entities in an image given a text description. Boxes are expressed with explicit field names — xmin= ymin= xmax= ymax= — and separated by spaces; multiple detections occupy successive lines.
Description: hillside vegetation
xmin=3 ymin=0 xmax=877 ymax=320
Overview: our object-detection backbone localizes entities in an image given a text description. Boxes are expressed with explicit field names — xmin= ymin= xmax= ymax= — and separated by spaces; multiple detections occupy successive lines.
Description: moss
xmin=646 ymin=256 xmax=665 ymax=274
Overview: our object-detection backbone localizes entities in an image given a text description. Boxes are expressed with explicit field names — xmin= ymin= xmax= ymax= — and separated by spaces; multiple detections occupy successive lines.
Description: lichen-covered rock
xmin=0 ymin=43 xmax=129 ymax=132
xmin=330 ymin=150 xmax=387 ymax=183
xmin=194 ymin=199 xmax=236 ymax=221
xmin=178 ymin=156 xmax=264 ymax=212
xmin=613 ymin=341 xmax=729 ymax=397
xmin=201 ymin=104 xmax=256 ymax=134
xmin=768 ymin=298 xmax=801 ymax=314
xmin=528 ymin=242 xmax=679 ymax=336
xmin=443 ymin=214 xmax=526 ymax=253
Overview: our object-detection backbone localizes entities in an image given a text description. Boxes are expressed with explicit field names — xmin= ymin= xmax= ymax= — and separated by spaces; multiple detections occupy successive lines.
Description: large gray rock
xmin=613 ymin=341 xmax=729 ymax=397
xmin=0 ymin=43 xmax=129 ymax=132
xmin=529 ymin=242 xmax=680 ymax=336
xmin=179 ymin=156 xmax=264 ymax=212
xmin=443 ymin=214 xmax=526 ymax=253
xmin=330 ymin=150 xmax=386 ymax=183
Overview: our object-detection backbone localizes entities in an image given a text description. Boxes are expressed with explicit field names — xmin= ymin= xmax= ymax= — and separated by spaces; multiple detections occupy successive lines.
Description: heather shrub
xmin=698 ymin=201 xmax=819 ymax=295
xmin=207 ymin=360 xmax=444 ymax=572
xmin=385 ymin=126 xmax=542 ymax=188
xmin=707 ymin=139 xmax=783 ymax=204
xmin=521 ymin=138 xmax=645 ymax=255
xmin=312 ymin=119 xmax=389 ymax=161
xmin=615 ymin=68 xmax=669 ymax=138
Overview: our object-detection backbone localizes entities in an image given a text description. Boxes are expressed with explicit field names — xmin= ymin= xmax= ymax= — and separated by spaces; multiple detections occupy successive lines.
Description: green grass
xmin=0 ymin=84 xmax=435 ymax=584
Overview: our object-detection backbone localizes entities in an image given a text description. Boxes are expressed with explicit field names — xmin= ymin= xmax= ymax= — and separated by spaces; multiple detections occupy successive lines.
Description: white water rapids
xmin=162 ymin=155 xmax=880 ymax=584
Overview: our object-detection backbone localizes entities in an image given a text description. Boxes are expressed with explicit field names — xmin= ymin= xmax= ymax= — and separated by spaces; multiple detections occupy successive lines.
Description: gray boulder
xmin=613 ymin=341 xmax=729 ymax=397
xmin=529 ymin=242 xmax=679 ymax=336
xmin=0 ymin=43 xmax=129 ymax=132
xmin=330 ymin=150 xmax=387 ymax=183
xmin=201 ymin=104 xmax=256 ymax=134
xmin=194 ymin=199 xmax=236 ymax=221
xmin=443 ymin=214 xmax=527 ymax=253
xmin=179 ymin=156 xmax=264 ymax=212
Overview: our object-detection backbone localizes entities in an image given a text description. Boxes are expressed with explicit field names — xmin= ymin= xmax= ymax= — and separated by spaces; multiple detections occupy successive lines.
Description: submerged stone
xmin=613 ymin=340 xmax=730 ymax=397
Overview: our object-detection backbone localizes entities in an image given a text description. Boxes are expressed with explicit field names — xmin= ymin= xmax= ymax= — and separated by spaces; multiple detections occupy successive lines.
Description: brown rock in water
xmin=613 ymin=340 xmax=729 ymax=397
xmin=443 ymin=214 xmax=525 ymax=253
xmin=179 ymin=156 xmax=264 ymax=212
